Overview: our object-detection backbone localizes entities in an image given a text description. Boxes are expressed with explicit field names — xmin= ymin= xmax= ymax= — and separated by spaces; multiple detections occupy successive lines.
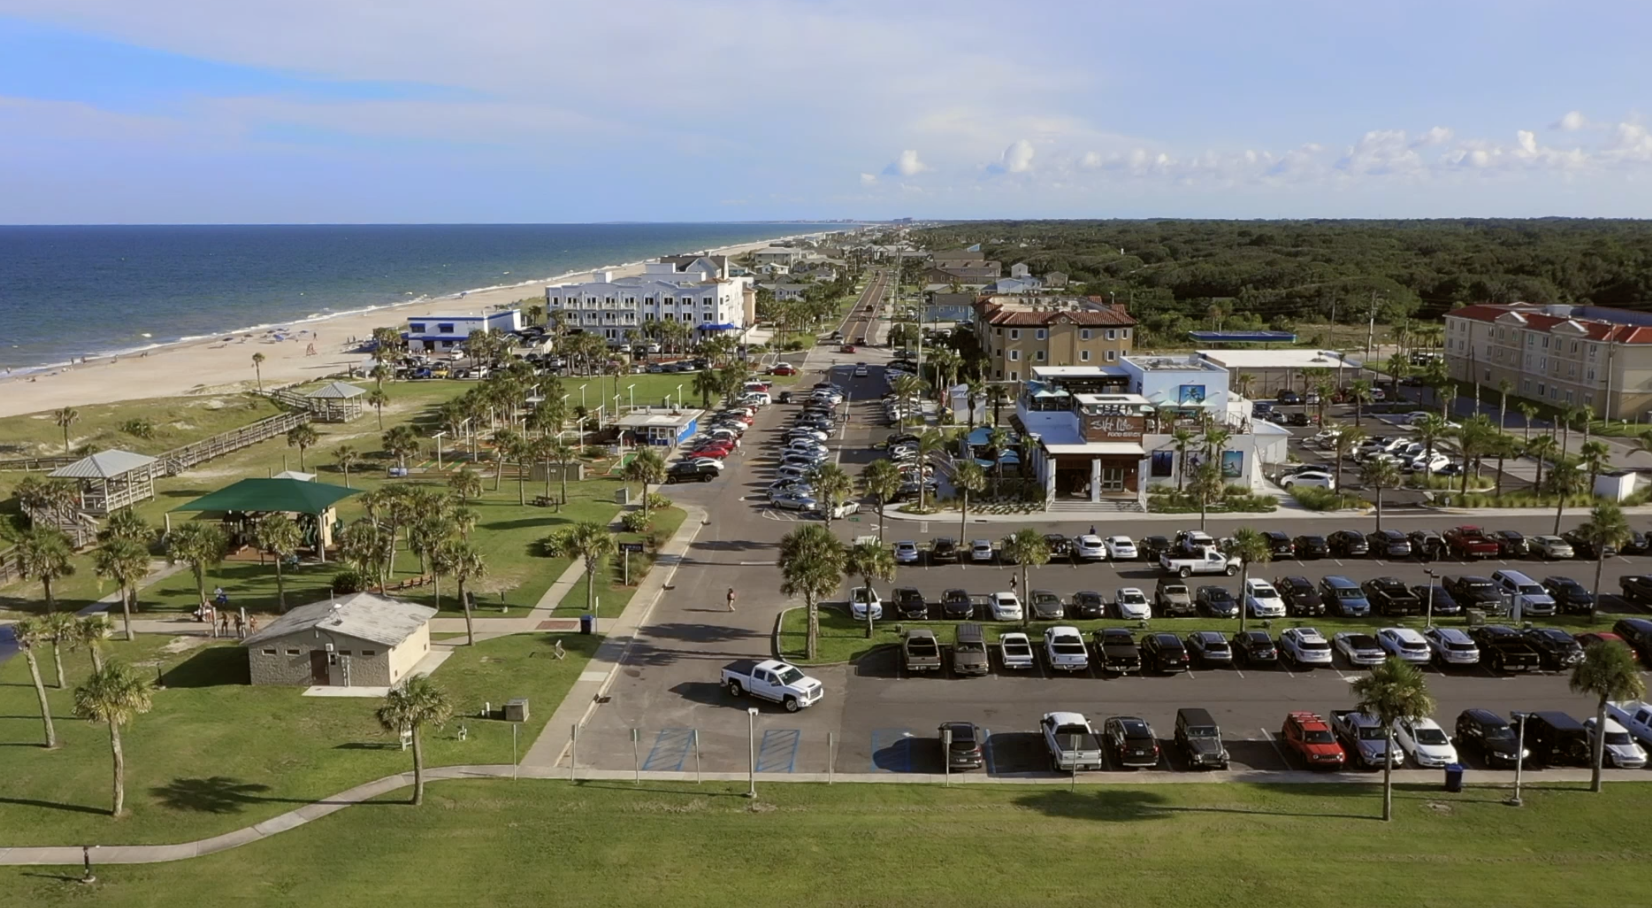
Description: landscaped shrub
xmin=620 ymin=510 xmax=651 ymax=532
xmin=1291 ymin=486 xmax=1366 ymax=511
xmin=644 ymin=492 xmax=673 ymax=512
xmin=331 ymin=570 xmax=368 ymax=594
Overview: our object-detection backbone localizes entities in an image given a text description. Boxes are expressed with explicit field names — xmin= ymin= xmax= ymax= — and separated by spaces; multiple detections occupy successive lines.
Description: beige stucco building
xmin=242 ymin=593 xmax=437 ymax=688
xmin=974 ymin=296 xmax=1137 ymax=382
xmin=1444 ymin=303 xmax=1652 ymax=420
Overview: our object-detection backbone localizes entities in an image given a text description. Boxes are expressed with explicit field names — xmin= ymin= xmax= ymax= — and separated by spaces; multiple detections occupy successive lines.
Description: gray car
xmin=1185 ymin=631 xmax=1233 ymax=665
xmin=1029 ymin=589 xmax=1065 ymax=620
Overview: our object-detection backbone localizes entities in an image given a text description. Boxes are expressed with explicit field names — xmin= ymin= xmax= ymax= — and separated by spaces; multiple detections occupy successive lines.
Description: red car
xmin=1280 ymin=711 xmax=1346 ymax=770
xmin=841 ymin=344 xmax=856 ymax=353
xmin=1576 ymin=632 xmax=1640 ymax=664
xmin=689 ymin=448 xmax=730 ymax=460
xmin=769 ymin=364 xmax=797 ymax=375
xmin=1444 ymin=526 xmax=1500 ymax=559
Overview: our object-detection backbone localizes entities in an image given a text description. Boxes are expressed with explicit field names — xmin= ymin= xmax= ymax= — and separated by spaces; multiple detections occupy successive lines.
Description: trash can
xmin=580 ymin=614 xmax=595 ymax=635
xmin=1444 ymin=763 xmax=1464 ymax=792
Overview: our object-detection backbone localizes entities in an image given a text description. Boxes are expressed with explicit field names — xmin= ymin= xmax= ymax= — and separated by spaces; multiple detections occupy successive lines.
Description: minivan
xmin=1522 ymin=711 xmax=1590 ymax=767
xmin=952 ymin=624 xmax=989 ymax=676
xmin=1174 ymin=707 xmax=1230 ymax=770
xmin=1490 ymin=569 xmax=1556 ymax=617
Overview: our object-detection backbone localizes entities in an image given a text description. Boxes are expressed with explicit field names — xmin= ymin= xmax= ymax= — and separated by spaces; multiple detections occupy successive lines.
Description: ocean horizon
xmin=0 ymin=222 xmax=843 ymax=371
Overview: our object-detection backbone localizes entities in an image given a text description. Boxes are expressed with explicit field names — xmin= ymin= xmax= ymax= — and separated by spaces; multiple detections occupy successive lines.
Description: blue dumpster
xmin=580 ymin=614 xmax=595 ymax=635
xmin=1444 ymin=763 xmax=1464 ymax=792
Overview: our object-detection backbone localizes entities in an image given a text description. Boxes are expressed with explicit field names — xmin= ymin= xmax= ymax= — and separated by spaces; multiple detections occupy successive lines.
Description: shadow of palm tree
xmin=0 ymin=796 xmax=108 ymax=815
xmin=149 ymin=776 xmax=295 ymax=813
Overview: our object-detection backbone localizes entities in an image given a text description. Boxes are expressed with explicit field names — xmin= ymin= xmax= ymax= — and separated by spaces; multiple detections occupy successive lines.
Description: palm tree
xmin=99 ymin=507 xmax=149 ymax=546
xmin=1414 ymin=414 xmax=1449 ymax=466
xmin=1559 ymin=404 xmax=1585 ymax=456
xmin=504 ymin=433 xmax=537 ymax=506
xmin=914 ymin=431 xmax=948 ymax=511
xmin=285 ymin=423 xmax=319 ymax=471
xmin=964 ymin=377 xmax=986 ymax=428
xmin=54 ymin=406 xmax=79 ymax=454
xmin=1350 ymin=657 xmax=1436 ymax=822
xmin=1579 ymin=440 xmax=1610 ymax=492
xmin=1360 ymin=459 xmax=1402 ymax=532
xmin=1576 ymin=502 xmax=1630 ymax=619
xmin=810 ymin=463 xmax=855 ymax=526
xmin=94 ymin=537 xmax=149 ymax=641
xmin=73 ymin=662 xmax=154 ymax=816
xmin=1571 ymin=640 xmax=1647 ymax=793
xmin=72 ymin=616 xmax=108 ymax=673
xmin=253 ymin=513 xmax=304 ymax=612
xmin=623 ymin=448 xmax=668 ymax=518
xmin=41 ymin=611 xmax=78 ymax=688
xmin=986 ymin=426 xmax=1012 ymax=493
xmin=164 ymin=521 xmax=228 ymax=610
xmin=251 ymin=352 xmax=267 ymax=392
xmin=1190 ymin=462 xmax=1225 ymax=531
xmin=843 ymin=539 xmax=896 ymax=639
xmin=445 ymin=541 xmax=487 ymax=646
xmin=778 ymin=524 xmax=845 ymax=660
xmin=375 ymin=675 xmax=453 ymax=807
xmin=16 ymin=526 xmax=76 ymax=613
xmin=860 ymin=459 xmax=902 ymax=545
xmin=1496 ymin=379 xmax=1512 ymax=429
xmin=892 ymin=374 xmax=926 ymax=431
xmin=545 ymin=521 xmax=614 ymax=622
xmin=365 ymin=387 xmax=390 ymax=430
xmin=1546 ymin=460 xmax=1586 ymax=535
xmin=13 ymin=619 xmax=57 ymax=748
xmin=489 ymin=428 xmax=520 ymax=491
xmin=1233 ymin=372 xmax=1255 ymax=401
xmin=334 ymin=444 xmax=362 ymax=489
xmin=1525 ymin=435 xmax=1558 ymax=491
xmin=1348 ymin=379 xmax=1372 ymax=426
xmin=548 ymin=438 xmax=579 ymax=506
xmin=951 ymin=460 xmax=987 ymax=541
xmin=448 ymin=466 xmax=483 ymax=504
xmin=1000 ymin=528 xmax=1050 ymax=629
xmin=1516 ymin=402 xmax=1538 ymax=441
xmin=1168 ymin=427 xmax=1196 ymax=491
xmin=1228 ymin=528 xmax=1272 ymax=633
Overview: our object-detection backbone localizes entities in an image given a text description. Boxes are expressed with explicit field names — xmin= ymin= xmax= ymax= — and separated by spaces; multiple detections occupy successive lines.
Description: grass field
xmin=779 ymin=600 xmax=1617 ymax=664
xmin=2 ymin=778 xmax=1646 ymax=906
xmin=0 ymin=630 xmax=598 ymax=847
xmin=0 ymin=392 xmax=286 ymax=461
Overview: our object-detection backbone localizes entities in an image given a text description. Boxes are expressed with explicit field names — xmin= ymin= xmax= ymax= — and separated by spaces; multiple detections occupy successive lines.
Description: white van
xmin=1490 ymin=569 xmax=1556 ymax=618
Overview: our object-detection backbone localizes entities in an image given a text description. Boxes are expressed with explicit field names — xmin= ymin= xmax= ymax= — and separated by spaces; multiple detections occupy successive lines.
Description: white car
xmin=1586 ymin=718 xmax=1649 ymax=769
xmin=989 ymin=591 xmax=1023 ymax=621
xmin=1279 ymin=627 xmax=1334 ymax=668
xmin=893 ymin=541 xmax=921 ymax=565
xmin=786 ymin=441 xmax=829 ymax=456
xmin=1310 ymin=429 xmax=1342 ymax=448
xmin=1393 ymin=717 xmax=1458 ymax=768
xmin=1104 ymin=536 xmax=1138 ymax=560
xmin=849 ymin=586 xmax=883 ymax=621
xmin=999 ymin=632 xmax=1035 ymax=670
xmin=775 ymin=464 xmax=811 ymax=481
xmin=1377 ymin=627 xmax=1432 ymax=665
xmin=1332 ymin=632 xmax=1387 ymax=667
xmin=816 ymin=500 xmax=860 ymax=520
xmin=1280 ymin=471 xmax=1337 ymax=490
xmin=1114 ymin=587 xmax=1152 ymax=620
xmin=969 ymin=539 xmax=996 ymax=563
xmin=787 ymin=428 xmax=828 ymax=442
xmin=1405 ymin=453 xmax=1451 ymax=474
xmin=1043 ymin=626 xmax=1090 ymax=672
xmin=1074 ymin=535 xmax=1106 ymax=561
xmin=1403 ymin=411 xmax=1435 ymax=425
xmin=853 ymin=365 xmax=869 ymax=378
xmin=1422 ymin=627 xmax=1480 ymax=666
xmin=1243 ymin=579 xmax=1287 ymax=618
xmin=689 ymin=457 xmax=725 ymax=472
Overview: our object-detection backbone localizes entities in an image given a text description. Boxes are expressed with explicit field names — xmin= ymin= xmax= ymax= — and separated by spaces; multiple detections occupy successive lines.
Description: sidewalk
xmin=520 ymin=503 xmax=709 ymax=770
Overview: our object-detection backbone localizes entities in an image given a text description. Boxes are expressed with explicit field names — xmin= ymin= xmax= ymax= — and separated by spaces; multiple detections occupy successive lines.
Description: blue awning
xmin=698 ymin=323 xmax=740 ymax=331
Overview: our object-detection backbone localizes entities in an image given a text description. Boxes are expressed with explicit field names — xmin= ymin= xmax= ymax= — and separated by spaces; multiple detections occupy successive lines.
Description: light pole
xmin=1424 ymin=569 xmax=1437 ymax=629
xmin=942 ymin=726 xmax=952 ymax=788
xmin=746 ymin=707 xmax=759 ymax=798
xmin=1509 ymin=712 xmax=1528 ymax=807
xmin=627 ymin=383 xmax=635 ymax=413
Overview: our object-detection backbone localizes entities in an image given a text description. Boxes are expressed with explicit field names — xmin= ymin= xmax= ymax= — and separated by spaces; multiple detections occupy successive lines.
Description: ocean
xmin=0 ymin=222 xmax=840 ymax=371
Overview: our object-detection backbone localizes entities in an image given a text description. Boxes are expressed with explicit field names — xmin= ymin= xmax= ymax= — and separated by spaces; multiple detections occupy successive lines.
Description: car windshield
xmin=1349 ymin=636 xmax=1377 ymax=649
xmin=1185 ymin=726 xmax=1217 ymax=737
xmin=1334 ymin=588 xmax=1361 ymax=599
xmin=1304 ymin=730 xmax=1335 ymax=743
xmin=1483 ymin=725 xmax=1514 ymax=740
xmin=775 ymin=667 xmax=805 ymax=684
xmin=1414 ymin=727 xmax=1448 ymax=745
xmin=1359 ymin=726 xmax=1386 ymax=740
xmin=1302 ymin=640 xmax=1330 ymax=651
xmin=1606 ymin=731 xmax=1634 ymax=745
xmin=1253 ymin=585 xmax=1277 ymax=597
xmin=1120 ymin=592 xmax=1146 ymax=604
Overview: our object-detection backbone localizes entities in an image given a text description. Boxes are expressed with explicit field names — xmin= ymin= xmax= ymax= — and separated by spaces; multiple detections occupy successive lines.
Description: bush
xmin=120 ymin=418 xmax=156 ymax=439
xmin=645 ymin=491 xmax=673 ymax=512
xmin=331 ymin=570 xmax=368 ymax=594
xmin=1292 ymin=486 xmax=1366 ymax=511
xmin=582 ymin=445 xmax=607 ymax=459
xmin=620 ymin=510 xmax=651 ymax=532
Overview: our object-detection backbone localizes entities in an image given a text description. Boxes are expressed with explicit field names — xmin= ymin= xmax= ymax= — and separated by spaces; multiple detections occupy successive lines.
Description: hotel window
xmin=1106 ymin=329 xmax=1117 ymax=340
xmin=437 ymin=323 xmax=455 ymax=334
xmin=1036 ymin=329 xmax=1047 ymax=340
xmin=1585 ymin=393 xmax=1595 ymax=405
xmin=1568 ymin=365 xmax=1576 ymax=378
xmin=1565 ymin=390 xmax=1574 ymax=403
xmin=1590 ymin=344 xmax=1599 ymax=359
xmin=1080 ymin=350 xmax=1091 ymax=362
xmin=1121 ymin=329 xmax=1131 ymax=339
xmin=1542 ymin=337 xmax=1550 ymax=349
xmin=1035 ymin=351 xmax=1046 ymax=361
xmin=1010 ymin=329 xmax=1020 ymax=340
xmin=1587 ymin=369 xmax=1596 ymax=381
xmin=1571 ymin=342 xmax=1579 ymax=353
xmin=1080 ymin=329 xmax=1092 ymax=341
xmin=1008 ymin=350 xmax=1020 ymax=361
xmin=1009 ymin=371 xmax=1019 ymax=381
xmin=1527 ymin=335 xmax=1535 ymax=347
xmin=1523 ymin=379 xmax=1532 ymax=393
xmin=1105 ymin=350 xmax=1118 ymax=362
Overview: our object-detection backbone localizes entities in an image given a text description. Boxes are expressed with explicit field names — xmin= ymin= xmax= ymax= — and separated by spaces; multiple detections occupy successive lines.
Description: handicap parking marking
xmin=871 ymin=727 xmax=918 ymax=773
xmin=642 ymin=727 xmax=694 ymax=772
xmin=756 ymin=728 xmax=801 ymax=773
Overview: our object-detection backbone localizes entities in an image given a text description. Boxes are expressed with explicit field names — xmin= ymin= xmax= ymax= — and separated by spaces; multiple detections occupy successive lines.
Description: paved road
xmin=569 ymin=346 xmax=1652 ymax=780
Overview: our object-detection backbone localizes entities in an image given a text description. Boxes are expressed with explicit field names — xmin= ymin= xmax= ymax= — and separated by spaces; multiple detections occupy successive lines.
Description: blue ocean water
xmin=0 ymin=223 xmax=839 ymax=370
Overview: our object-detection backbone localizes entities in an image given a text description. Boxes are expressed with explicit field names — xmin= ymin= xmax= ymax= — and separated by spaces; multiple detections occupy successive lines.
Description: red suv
xmin=1281 ymin=711 xmax=1346 ymax=770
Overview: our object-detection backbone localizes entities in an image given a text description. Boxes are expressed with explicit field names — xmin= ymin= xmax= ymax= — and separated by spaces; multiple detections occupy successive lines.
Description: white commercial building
xmin=544 ymin=259 xmax=751 ymax=344
xmin=402 ymin=310 xmax=523 ymax=353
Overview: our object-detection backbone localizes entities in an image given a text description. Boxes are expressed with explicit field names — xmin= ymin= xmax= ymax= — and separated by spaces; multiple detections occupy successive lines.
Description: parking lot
xmin=566 ymin=346 xmax=1652 ymax=781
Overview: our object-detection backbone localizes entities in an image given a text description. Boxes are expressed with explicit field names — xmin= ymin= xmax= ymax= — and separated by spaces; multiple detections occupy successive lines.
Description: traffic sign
xmin=619 ymin=542 xmax=645 ymax=553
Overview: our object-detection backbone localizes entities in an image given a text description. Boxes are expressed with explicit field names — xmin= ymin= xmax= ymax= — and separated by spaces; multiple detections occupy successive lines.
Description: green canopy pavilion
xmin=171 ymin=478 xmax=360 ymax=561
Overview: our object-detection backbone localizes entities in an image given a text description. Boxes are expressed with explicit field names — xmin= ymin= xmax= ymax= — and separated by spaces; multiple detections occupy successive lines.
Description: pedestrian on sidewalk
xmin=727 ymin=588 xmax=736 ymax=612
xmin=233 ymin=611 xmax=245 ymax=638
xmin=219 ymin=612 xmax=231 ymax=637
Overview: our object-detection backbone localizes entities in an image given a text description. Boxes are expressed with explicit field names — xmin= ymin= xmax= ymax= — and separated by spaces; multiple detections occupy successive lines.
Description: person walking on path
xmin=726 ymin=588 xmax=736 ymax=612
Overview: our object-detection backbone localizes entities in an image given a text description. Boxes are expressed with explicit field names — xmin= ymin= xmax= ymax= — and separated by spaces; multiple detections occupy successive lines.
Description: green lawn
xmin=780 ymin=600 xmax=1618 ymax=664
xmin=3 ymin=779 xmax=1648 ymax=906
xmin=553 ymin=505 xmax=687 ymax=618
xmin=0 ymin=630 xmax=598 ymax=846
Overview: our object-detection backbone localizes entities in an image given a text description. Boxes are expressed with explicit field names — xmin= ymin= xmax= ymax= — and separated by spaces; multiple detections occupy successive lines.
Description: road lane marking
xmin=1260 ymin=727 xmax=1291 ymax=767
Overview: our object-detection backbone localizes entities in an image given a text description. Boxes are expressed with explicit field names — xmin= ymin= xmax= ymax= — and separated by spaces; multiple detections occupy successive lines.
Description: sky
xmin=1 ymin=0 xmax=1650 ymax=223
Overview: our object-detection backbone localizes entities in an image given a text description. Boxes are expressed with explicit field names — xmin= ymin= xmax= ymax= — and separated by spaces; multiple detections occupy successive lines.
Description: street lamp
xmin=627 ymin=383 xmax=635 ymax=413
xmin=1509 ymin=712 xmax=1528 ymax=807
xmin=1424 ymin=569 xmax=1437 ymax=629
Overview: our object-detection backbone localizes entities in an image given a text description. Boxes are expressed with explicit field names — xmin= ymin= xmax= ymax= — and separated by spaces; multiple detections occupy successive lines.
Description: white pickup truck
xmin=721 ymin=659 xmax=824 ymax=712
xmin=1159 ymin=547 xmax=1241 ymax=578
xmin=1607 ymin=700 xmax=1652 ymax=747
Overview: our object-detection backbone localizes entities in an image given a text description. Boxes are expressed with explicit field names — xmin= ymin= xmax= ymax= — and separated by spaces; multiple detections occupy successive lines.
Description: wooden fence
xmin=0 ymin=455 xmax=79 ymax=473
xmin=160 ymin=411 xmax=311 ymax=476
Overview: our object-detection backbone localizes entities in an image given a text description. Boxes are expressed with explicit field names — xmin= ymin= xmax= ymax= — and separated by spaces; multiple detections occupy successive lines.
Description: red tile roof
xmin=1448 ymin=304 xmax=1652 ymax=344
xmin=976 ymin=297 xmax=1136 ymax=327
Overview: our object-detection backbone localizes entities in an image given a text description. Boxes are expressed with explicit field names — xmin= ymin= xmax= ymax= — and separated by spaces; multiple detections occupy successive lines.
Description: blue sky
xmin=1 ymin=0 xmax=1649 ymax=223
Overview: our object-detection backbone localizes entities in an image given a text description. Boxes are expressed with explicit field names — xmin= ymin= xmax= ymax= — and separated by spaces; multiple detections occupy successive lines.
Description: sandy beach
xmin=0 ymin=237 xmax=803 ymax=419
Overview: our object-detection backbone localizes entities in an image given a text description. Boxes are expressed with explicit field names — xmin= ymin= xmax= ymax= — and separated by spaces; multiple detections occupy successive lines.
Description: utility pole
xmin=1603 ymin=337 xmax=1618 ymax=423
xmin=1364 ymin=291 xmax=1378 ymax=366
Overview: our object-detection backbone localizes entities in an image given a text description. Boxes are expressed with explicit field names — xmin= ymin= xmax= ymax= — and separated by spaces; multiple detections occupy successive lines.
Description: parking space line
xmin=641 ymin=727 xmax=693 ymax=772
xmin=756 ymin=728 xmax=801 ymax=773
xmin=870 ymin=728 xmax=916 ymax=773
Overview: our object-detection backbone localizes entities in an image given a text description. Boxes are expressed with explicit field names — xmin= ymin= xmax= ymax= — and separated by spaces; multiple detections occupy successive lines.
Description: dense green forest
xmin=910 ymin=219 xmax=1652 ymax=346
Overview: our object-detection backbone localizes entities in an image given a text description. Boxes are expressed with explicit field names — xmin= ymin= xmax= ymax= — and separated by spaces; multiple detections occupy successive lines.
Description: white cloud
xmin=1000 ymin=139 xmax=1035 ymax=173
xmin=1413 ymin=126 xmax=1453 ymax=146
xmin=885 ymin=149 xmax=929 ymax=177
xmin=859 ymin=172 xmax=878 ymax=186
xmin=1555 ymin=110 xmax=1590 ymax=131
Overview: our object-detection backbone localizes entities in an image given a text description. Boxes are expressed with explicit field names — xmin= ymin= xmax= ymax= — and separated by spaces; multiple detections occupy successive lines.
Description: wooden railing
xmin=0 ymin=455 xmax=79 ymax=473
xmin=161 ymin=411 xmax=310 ymax=476
xmin=0 ymin=545 xmax=17 ymax=584
xmin=20 ymin=502 xmax=99 ymax=549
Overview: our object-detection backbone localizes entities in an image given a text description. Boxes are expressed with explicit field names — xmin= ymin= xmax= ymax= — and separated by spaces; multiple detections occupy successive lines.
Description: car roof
xmin=1383 ymin=627 xmax=1426 ymax=640
xmin=1192 ymin=631 xmax=1225 ymax=642
xmin=1322 ymin=575 xmax=1358 ymax=588
xmin=1111 ymin=717 xmax=1151 ymax=734
xmin=1431 ymin=627 xmax=1472 ymax=641
xmin=1177 ymin=707 xmax=1218 ymax=724
xmin=1237 ymin=630 xmax=1271 ymax=641
xmin=1044 ymin=710 xmax=1088 ymax=725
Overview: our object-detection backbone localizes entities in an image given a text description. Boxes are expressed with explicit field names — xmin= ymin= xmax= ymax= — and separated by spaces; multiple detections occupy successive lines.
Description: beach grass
xmin=0 ymin=392 xmax=286 ymax=462
xmin=2 ymin=778 xmax=1647 ymax=906
xmin=0 ymin=630 xmax=596 ymax=847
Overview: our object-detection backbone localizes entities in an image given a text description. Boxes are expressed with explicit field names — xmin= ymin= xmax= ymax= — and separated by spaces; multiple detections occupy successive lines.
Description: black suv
xmin=1410 ymin=584 xmax=1460 ymax=616
xmin=1262 ymin=532 xmax=1295 ymax=558
xmin=1139 ymin=536 xmax=1171 ymax=560
xmin=1196 ymin=586 xmax=1239 ymax=618
xmin=1444 ymin=575 xmax=1500 ymax=611
xmin=1275 ymin=576 xmax=1325 ymax=617
xmin=1469 ymin=625 xmax=1541 ymax=673
xmin=1492 ymin=529 xmax=1528 ymax=557
xmin=1140 ymin=633 xmax=1190 ymax=673
xmin=893 ymin=587 xmax=928 ymax=620
xmin=1619 ymin=575 xmax=1652 ymax=607
xmin=1562 ymin=529 xmax=1615 ymax=559
xmin=1071 ymin=590 xmax=1106 ymax=619
xmin=1455 ymin=709 xmax=1522 ymax=768
xmin=1175 ymin=707 xmax=1230 ymax=770
xmin=1328 ymin=530 xmax=1369 ymax=557
xmin=1365 ymin=530 xmax=1412 ymax=559
xmin=929 ymin=537 xmax=959 ymax=564
xmin=1523 ymin=626 xmax=1585 ymax=670
xmin=1043 ymin=534 xmax=1072 ymax=560
xmin=1541 ymin=576 xmax=1596 ymax=616
xmin=1293 ymin=535 xmax=1330 ymax=559
xmin=1522 ymin=711 xmax=1591 ymax=767
xmin=1230 ymin=630 xmax=1279 ymax=666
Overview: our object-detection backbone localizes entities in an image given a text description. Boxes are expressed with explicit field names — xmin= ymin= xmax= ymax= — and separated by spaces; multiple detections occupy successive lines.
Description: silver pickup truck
xmin=1042 ymin=711 xmax=1105 ymax=772
xmin=1331 ymin=709 xmax=1401 ymax=769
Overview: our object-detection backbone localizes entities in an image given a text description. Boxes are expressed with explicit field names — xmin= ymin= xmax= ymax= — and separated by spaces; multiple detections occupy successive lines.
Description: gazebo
xmin=49 ymin=449 xmax=159 ymax=516
xmin=306 ymin=381 xmax=368 ymax=422
xmin=172 ymin=478 xmax=360 ymax=561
